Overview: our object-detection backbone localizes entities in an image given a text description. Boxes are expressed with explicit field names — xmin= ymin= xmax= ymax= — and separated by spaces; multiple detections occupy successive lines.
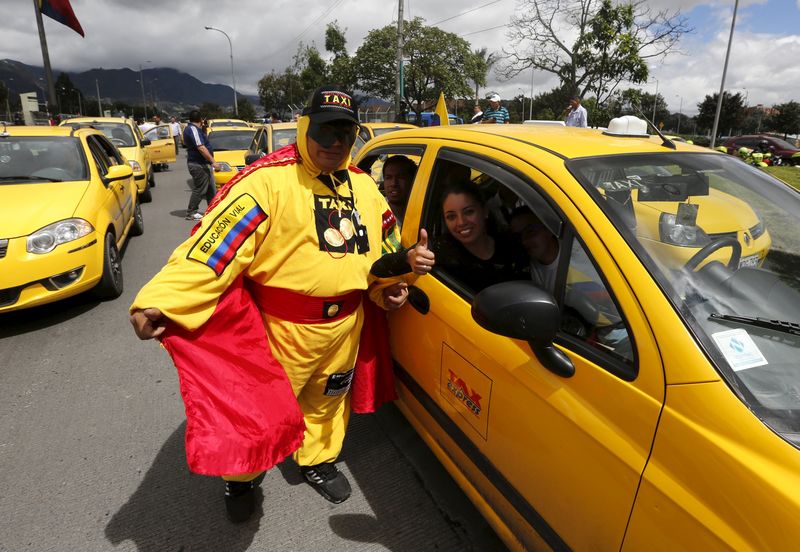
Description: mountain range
xmin=0 ymin=59 xmax=258 ymax=112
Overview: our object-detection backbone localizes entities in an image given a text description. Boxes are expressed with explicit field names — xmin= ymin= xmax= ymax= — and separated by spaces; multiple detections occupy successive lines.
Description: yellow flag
xmin=434 ymin=91 xmax=449 ymax=126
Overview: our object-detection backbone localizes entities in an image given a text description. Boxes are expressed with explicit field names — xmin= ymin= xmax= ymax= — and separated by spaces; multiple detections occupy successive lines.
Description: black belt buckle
xmin=323 ymin=300 xmax=345 ymax=319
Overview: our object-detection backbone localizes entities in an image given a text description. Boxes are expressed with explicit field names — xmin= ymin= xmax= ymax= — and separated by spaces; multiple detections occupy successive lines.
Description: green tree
xmin=502 ymin=0 xmax=690 ymax=104
xmin=234 ymin=98 xmax=256 ymax=121
xmin=695 ymin=91 xmax=746 ymax=138
xmin=325 ymin=21 xmax=355 ymax=89
xmin=296 ymin=43 xmax=328 ymax=97
xmin=257 ymin=69 xmax=303 ymax=118
xmin=353 ymin=17 xmax=474 ymax=121
xmin=766 ymin=101 xmax=800 ymax=139
xmin=467 ymin=47 xmax=497 ymax=103
xmin=199 ymin=102 xmax=225 ymax=119
xmin=55 ymin=72 xmax=83 ymax=114
xmin=0 ymin=81 xmax=10 ymax=120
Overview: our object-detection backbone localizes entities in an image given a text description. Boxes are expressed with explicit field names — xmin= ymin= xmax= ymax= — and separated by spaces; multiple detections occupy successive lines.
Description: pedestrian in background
xmin=470 ymin=104 xmax=483 ymax=124
xmin=481 ymin=93 xmax=510 ymax=124
xmin=182 ymin=110 xmax=219 ymax=220
xmin=564 ymin=97 xmax=588 ymax=128
xmin=169 ymin=116 xmax=181 ymax=155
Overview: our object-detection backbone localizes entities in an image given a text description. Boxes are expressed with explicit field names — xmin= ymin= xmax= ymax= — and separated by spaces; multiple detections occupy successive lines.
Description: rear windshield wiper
xmin=0 ymin=175 xmax=63 ymax=182
xmin=710 ymin=313 xmax=800 ymax=337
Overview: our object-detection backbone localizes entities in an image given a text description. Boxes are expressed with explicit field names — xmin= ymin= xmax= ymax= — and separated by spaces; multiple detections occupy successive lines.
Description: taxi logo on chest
xmin=313 ymin=194 xmax=369 ymax=257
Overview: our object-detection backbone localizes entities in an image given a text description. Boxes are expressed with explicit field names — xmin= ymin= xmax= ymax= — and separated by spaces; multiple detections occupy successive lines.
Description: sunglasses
xmin=308 ymin=120 xmax=359 ymax=148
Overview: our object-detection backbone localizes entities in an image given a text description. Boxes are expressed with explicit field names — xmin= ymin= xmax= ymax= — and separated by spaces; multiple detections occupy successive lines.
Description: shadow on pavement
xmin=105 ymin=423 xmax=261 ymax=552
xmin=0 ymin=294 xmax=100 ymax=338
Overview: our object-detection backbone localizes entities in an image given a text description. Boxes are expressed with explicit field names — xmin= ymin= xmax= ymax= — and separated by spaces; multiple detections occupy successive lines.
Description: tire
xmin=130 ymin=202 xmax=144 ymax=236
xmin=140 ymin=172 xmax=153 ymax=203
xmin=149 ymin=170 xmax=156 ymax=188
xmin=93 ymin=231 xmax=124 ymax=299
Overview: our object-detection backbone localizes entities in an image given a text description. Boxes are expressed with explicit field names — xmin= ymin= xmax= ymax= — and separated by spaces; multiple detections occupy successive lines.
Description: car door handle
xmin=407 ymin=285 xmax=430 ymax=315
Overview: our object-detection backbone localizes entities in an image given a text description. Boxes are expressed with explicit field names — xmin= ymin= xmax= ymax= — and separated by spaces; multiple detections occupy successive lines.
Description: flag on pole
xmin=432 ymin=91 xmax=450 ymax=126
xmin=38 ymin=0 xmax=84 ymax=37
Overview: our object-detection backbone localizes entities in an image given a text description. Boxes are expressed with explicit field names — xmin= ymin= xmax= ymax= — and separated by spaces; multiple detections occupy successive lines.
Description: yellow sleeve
xmin=130 ymin=182 xmax=271 ymax=330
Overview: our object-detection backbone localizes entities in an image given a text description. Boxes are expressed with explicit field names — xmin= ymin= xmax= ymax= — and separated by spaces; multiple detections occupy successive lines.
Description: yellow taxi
xmin=206 ymin=125 xmax=256 ymax=188
xmin=207 ymin=118 xmax=250 ymax=129
xmin=140 ymin=124 xmax=177 ymax=171
xmin=352 ymin=122 xmax=416 ymax=157
xmin=0 ymin=124 xmax=142 ymax=312
xmin=247 ymin=122 xmax=298 ymax=157
xmin=61 ymin=117 xmax=155 ymax=203
xmin=355 ymin=117 xmax=800 ymax=551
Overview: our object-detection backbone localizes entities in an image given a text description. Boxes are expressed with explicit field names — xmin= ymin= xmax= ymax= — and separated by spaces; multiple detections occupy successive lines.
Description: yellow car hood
xmin=636 ymin=188 xmax=759 ymax=232
xmin=119 ymin=145 xmax=140 ymax=162
xmin=216 ymin=149 xmax=247 ymax=166
xmin=0 ymin=181 xmax=89 ymax=238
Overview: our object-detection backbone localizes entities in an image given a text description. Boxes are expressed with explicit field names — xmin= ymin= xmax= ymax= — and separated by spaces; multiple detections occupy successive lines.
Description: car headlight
xmin=27 ymin=219 xmax=94 ymax=254
xmin=216 ymin=162 xmax=233 ymax=172
xmin=658 ymin=213 xmax=711 ymax=247
xmin=128 ymin=160 xmax=142 ymax=172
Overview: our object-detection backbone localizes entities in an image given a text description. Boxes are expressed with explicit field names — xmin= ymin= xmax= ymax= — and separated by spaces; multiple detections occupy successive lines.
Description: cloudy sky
xmin=2 ymin=0 xmax=799 ymax=115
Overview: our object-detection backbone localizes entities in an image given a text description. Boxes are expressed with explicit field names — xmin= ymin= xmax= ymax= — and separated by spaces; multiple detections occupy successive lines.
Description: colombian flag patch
xmin=187 ymin=194 xmax=268 ymax=275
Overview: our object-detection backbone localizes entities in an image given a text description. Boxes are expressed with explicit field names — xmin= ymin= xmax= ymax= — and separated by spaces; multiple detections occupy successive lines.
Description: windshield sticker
xmin=712 ymin=329 xmax=768 ymax=371
xmin=597 ymin=175 xmax=651 ymax=193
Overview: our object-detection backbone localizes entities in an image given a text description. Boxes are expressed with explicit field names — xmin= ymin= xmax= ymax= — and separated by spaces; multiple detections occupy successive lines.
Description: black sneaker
xmin=300 ymin=462 xmax=351 ymax=504
xmin=224 ymin=472 xmax=265 ymax=523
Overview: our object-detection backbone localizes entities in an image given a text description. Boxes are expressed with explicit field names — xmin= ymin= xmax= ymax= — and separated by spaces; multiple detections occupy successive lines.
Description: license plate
xmin=739 ymin=254 xmax=760 ymax=268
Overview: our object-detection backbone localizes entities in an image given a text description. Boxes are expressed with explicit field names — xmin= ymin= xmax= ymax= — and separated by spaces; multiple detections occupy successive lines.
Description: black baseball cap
xmin=302 ymin=86 xmax=359 ymax=124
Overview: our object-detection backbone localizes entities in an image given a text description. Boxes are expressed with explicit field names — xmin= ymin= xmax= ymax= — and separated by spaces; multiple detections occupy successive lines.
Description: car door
xmin=375 ymin=140 xmax=665 ymax=550
xmin=143 ymin=125 xmax=176 ymax=164
xmin=86 ymin=135 xmax=125 ymax=238
xmin=95 ymin=134 xmax=135 ymax=224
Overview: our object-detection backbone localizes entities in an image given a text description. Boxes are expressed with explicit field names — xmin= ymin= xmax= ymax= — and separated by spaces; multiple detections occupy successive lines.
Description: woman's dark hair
xmin=440 ymin=180 xmax=485 ymax=208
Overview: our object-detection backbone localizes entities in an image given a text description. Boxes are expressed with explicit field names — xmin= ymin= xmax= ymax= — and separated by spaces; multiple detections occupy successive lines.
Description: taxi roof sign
xmin=603 ymin=115 xmax=649 ymax=138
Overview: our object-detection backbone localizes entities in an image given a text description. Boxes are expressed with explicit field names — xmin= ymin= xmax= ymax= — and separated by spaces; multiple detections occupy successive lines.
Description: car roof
xmin=361 ymin=122 xmax=416 ymax=130
xmin=208 ymin=125 xmax=254 ymax=132
xmin=62 ymin=116 xmax=133 ymax=125
xmin=367 ymin=124 xmax=706 ymax=160
xmin=269 ymin=122 xmax=298 ymax=130
xmin=2 ymin=125 xmax=79 ymax=137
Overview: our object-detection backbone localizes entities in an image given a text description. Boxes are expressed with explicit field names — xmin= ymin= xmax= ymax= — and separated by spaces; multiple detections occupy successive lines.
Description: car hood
xmin=119 ymin=145 xmax=141 ymax=161
xmin=636 ymin=188 xmax=759 ymax=232
xmin=216 ymin=149 xmax=247 ymax=166
xmin=0 ymin=181 xmax=89 ymax=238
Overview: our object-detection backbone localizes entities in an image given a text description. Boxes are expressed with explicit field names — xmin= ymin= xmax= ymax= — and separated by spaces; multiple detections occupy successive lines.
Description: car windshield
xmin=769 ymin=137 xmax=797 ymax=150
xmin=208 ymin=130 xmax=255 ymax=151
xmin=0 ymin=136 xmax=88 ymax=183
xmin=211 ymin=121 xmax=247 ymax=128
xmin=372 ymin=127 xmax=407 ymax=137
xmin=568 ymin=152 xmax=800 ymax=445
xmin=272 ymin=129 xmax=297 ymax=149
xmin=63 ymin=122 xmax=136 ymax=147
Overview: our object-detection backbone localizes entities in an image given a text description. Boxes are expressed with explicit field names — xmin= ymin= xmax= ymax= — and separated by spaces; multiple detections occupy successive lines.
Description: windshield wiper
xmin=0 ymin=175 xmax=63 ymax=182
xmin=710 ymin=313 xmax=800 ymax=337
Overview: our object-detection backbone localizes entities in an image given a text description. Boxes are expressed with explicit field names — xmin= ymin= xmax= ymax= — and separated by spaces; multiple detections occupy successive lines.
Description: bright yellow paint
xmin=0 ymin=126 xmax=139 ymax=312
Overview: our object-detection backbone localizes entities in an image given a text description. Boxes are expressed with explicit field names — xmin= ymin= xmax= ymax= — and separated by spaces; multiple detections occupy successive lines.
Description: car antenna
xmin=634 ymin=105 xmax=676 ymax=150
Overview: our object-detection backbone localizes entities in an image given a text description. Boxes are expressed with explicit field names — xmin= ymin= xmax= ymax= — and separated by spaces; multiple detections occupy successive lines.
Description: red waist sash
xmin=247 ymin=284 xmax=362 ymax=324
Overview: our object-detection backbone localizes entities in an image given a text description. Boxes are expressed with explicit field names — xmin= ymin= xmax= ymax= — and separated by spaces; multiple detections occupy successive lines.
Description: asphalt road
xmin=0 ymin=154 xmax=507 ymax=552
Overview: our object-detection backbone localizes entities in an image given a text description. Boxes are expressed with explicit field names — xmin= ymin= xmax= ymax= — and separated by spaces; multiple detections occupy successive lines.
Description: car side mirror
xmin=245 ymin=152 xmax=264 ymax=165
xmin=140 ymin=139 xmax=151 ymax=146
xmin=472 ymin=281 xmax=575 ymax=378
xmin=103 ymin=164 xmax=133 ymax=184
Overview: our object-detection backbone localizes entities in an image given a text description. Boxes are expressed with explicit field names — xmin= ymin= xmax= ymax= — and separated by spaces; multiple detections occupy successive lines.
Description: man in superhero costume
xmin=129 ymin=86 xmax=433 ymax=522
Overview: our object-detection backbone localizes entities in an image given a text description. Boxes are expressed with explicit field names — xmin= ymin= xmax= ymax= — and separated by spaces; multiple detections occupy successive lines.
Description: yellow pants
xmin=223 ymin=304 xmax=364 ymax=482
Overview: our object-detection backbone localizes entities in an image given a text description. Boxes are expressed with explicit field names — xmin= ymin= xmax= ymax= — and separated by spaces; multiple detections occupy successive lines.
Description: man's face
xmin=383 ymin=160 xmax=413 ymax=207
xmin=306 ymin=120 xmax=357 ymax=173
xmin=570 ymin=99 xmax=579 ymax=110
xmin=489 ymin=100 xmax=500 ymax=109
xmin=474 ymin=105 xmax=481 ymax=113
xmin=510 ymin=212 xmax=555 ymax=262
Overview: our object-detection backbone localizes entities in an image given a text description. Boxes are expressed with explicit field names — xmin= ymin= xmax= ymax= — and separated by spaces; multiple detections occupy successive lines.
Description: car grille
xmin=749 ymin=221 xmax=765 ymax=240
xmin=0 ymin=239 xmax=7 ymax=258
xmin=707 ymin=231 xmax=738 ymax=241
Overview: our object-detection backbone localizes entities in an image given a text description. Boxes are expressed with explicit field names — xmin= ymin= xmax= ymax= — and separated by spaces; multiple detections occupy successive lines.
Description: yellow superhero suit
xmin=130 ymin=115 xmax=407 ymax=477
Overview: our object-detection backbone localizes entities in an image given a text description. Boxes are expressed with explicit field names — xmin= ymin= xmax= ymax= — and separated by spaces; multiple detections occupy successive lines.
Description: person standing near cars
xmin=481 ymin=94 xmax=510 ymax=124
xmin=470 ymin=104 xmax=483 ymax=124
xmin=182 ymin=110 xmax=220 ymax=221
xmin=129 ymin=86 xmax=424 ymax=524
xmin=169 ymin=116 xmax=182 ymax=155
xmin=564 ymin=97 xmax=588 ymax=128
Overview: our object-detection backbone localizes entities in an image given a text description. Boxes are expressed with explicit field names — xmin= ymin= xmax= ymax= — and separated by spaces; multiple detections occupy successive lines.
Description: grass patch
xmin=763 ymin=166 xmax=800 ymax=191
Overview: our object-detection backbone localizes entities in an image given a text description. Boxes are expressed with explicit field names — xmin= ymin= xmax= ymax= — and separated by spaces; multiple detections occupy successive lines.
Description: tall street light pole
xmin=205 ymin=26 xmax=238 ymax=116
xmin=651 ymin=77 xmax=659 ymax=123
xmin=710 ymin=0 xmax=739 ymax=148
xmin=139 ymin=61 xmax=151 ymax=119
xmin=675 ymin=95 xmax=683 ymax=134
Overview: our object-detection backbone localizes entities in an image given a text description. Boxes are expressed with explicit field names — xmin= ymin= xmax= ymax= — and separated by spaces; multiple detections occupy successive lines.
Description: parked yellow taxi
xmin=247 ymin=122 xmax=298 ymax=157
xmin=355 ymin=117 xmax=800 ymax=551
xmin=61 ymin=117 xmax=154 ymax=202
xmin=206 ymin=125 xmax=256 ymax=188
xmin=352 ymin=122 xmax=416 ymax=157
xmin=141 ymin=124 xmax=176 ymax=171
xmin=0 ymin=124 xmax=142 ymax=312
xmin=207 ymin=118 xmax=250 ymax=129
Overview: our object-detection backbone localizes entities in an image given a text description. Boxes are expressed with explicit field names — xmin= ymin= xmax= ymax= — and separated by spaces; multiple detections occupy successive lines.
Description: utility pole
xmin=710 ymin=0 xmax=739 ymax=148
xmin=529 ymin=64 xmax=534 ymax=120
xmin=95 ymin=78 xmax=102 ymax=115
xmin=395 ymin=0 xmax=404 ymax=122
xmin=139 ymin=63 xmax=149 ymax=119
xmin=32 ymin=0 xmax=57 ymax=114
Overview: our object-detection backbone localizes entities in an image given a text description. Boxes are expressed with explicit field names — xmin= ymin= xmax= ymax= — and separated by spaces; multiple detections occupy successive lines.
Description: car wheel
xmin=130 ymin=202 xmax=144 ymax=236
xmin=149 ymin=170 xmax=156 ymax=188
xmin=93 ymin=231 xmax=124 ymax=299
